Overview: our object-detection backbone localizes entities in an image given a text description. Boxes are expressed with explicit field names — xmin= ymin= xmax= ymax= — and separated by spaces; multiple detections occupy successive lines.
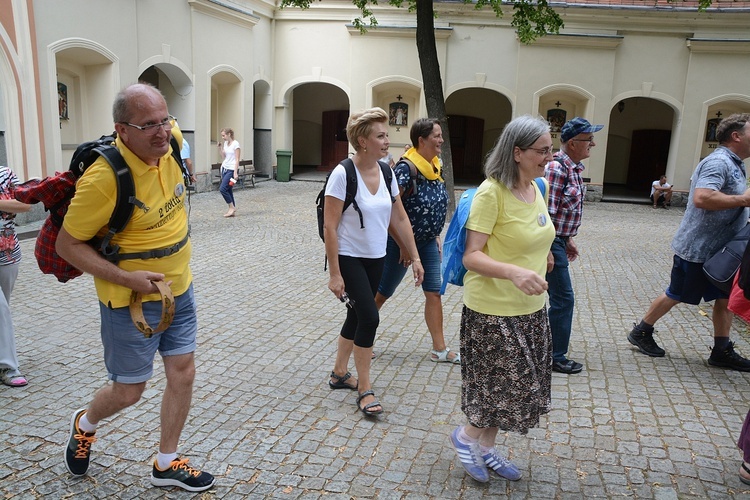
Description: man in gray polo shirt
xmin=628 ymin=113 xmax=750 ymax=371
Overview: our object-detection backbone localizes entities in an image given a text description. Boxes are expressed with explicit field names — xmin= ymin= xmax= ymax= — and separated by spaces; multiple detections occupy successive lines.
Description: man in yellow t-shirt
xmin=56 ymin=83 xmax=214 ymax=493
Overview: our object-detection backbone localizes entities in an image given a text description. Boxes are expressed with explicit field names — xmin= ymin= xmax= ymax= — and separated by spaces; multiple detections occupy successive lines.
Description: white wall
xmin=5 ymin=0 xmax=749 ymax=192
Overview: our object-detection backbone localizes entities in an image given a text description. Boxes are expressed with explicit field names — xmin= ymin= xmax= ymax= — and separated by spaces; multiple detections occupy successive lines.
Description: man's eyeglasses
xmin=569 ymin=137 xmax=595 ymax=144
xmin=524 ymin=146 xmax=553 ymax=156
xmin=120 ymin=115 xmax=175 ymax=135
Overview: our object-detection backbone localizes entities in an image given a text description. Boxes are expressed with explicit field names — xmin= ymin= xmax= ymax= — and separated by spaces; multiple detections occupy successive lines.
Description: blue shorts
xmin=378 ymin=237 xmax=442 ymax=297
xmin=99 ymin=284 xmax=197 ymax=384
xmin=665 ymin=255 xmax=726 ymax=305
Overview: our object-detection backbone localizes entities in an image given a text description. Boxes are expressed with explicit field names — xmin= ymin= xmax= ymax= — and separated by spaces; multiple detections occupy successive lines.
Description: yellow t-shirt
xmin=63 ymin=136 xmax=191 ymax=308
xmin=463 ymin=178 xmax=555 ymax=317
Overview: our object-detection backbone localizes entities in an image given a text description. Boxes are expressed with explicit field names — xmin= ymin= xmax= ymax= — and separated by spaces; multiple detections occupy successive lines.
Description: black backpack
xmin=14 ymin=132 xmax=190 ymax=282
xmin=67 ymin=133 xmax=190 ymax=261
xmin=316 ymin=158 xmax=395 ymax=242
xmin=315 ymin=158 xmax=395 ymax=270
xmin=397 ymin=157 xmax=419 ymax=199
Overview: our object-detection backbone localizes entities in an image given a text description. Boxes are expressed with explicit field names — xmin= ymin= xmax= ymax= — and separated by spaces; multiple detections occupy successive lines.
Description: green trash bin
xmin=276 ymin=150 xmax=292 ymax=182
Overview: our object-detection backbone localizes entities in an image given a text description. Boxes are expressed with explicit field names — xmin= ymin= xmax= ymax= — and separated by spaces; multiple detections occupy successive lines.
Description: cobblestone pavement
xmin=3 ymin=179 xmax=750 ymax=499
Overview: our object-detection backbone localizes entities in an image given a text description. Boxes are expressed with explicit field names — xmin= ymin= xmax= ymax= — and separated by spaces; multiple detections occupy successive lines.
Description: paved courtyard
xmin=2 ymin=178 xmax=750 ymax=499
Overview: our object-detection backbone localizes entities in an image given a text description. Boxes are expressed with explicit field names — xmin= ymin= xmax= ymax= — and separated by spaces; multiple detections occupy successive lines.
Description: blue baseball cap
xmin=561 ymin=117 xmax=604 ymax=142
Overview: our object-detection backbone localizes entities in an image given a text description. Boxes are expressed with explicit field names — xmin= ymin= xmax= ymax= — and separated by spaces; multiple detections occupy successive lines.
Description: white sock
xmin=457 ymin=426 xmax=478 ymax=446
xmin=156 ymin=452 xmax=178 ymax=470
xmin=78 ymin=413 xmax=97 ymax=434
xmin=479 ymin=444 xmax=494 ymax=455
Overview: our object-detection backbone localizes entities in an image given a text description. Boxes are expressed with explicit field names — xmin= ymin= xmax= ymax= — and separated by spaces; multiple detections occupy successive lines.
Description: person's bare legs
xmin=159 ymin=353 xmax=195 ymax=453
xmin=713 ymin=298 xmax=732 ymax=338
xmin=424 ymin=292 xmax=458 ymax=361
xmin=331 ymin=336 xmax=357 ymax=388
xmin=353 ymin=344 xmax=381 ymax=412
xmin=424 ymin=292 xmax=445 ymax=350
xmin=374 ymin=292 xmax=387 ymax=309
xmin=463 ymin=424 xmax=500 ymax=447
xmin=642 ymin=293 xmax=680 ymax=326
xmin=85 ymin=381 xmax=146 ymax=425
xmin=377 ymin=291 xmax=456 ymax=362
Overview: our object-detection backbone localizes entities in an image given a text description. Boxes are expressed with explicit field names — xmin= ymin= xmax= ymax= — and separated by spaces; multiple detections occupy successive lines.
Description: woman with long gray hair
xmin=450 ymin=115 xmax=555 ymax=483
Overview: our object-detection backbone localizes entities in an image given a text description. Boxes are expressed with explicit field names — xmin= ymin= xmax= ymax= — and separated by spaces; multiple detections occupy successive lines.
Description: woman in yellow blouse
xmin=450 ymin=115 xmax=555 ymax=483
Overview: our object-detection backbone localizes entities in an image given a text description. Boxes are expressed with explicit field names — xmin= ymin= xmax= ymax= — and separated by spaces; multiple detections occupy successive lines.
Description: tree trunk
xmin=415 ymin=0 xmax=456 ymax=214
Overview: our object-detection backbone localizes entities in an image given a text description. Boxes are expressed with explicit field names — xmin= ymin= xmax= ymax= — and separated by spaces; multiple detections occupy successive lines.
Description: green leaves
xmin=511 ymin=1 xmax=565 ymax=44
xmin=280 ymin=0 xmax=564 ymax=42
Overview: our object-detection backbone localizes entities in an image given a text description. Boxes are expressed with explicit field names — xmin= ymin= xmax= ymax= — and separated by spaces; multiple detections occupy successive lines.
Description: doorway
xmin=448 ymin=115 xmax=485 ymax=183
xmin=626 ymin=129 xmax=671 ymax=193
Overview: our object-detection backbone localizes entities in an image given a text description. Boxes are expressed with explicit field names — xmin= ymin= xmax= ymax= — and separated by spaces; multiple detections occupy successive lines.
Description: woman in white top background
xmin=218 ymin=127 xmax=240 ymax=217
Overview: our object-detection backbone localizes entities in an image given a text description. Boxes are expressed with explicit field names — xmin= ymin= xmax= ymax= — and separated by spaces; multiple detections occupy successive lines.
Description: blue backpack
xmin=440 ymin=177 xmax=547 ymax=294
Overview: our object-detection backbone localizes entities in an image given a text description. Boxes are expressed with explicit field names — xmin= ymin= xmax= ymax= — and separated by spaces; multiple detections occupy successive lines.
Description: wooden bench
xmin=211 ymin=160 xmax=258 ymax=188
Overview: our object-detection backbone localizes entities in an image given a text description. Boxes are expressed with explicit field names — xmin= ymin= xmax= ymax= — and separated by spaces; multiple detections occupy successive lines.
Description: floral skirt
xmin=460 ymin=305 xmax=552 ymax=434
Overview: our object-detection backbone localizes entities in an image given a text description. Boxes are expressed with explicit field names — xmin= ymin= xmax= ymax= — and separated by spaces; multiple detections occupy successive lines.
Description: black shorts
xmin=665 ymin=255 xmax=726 ymax=305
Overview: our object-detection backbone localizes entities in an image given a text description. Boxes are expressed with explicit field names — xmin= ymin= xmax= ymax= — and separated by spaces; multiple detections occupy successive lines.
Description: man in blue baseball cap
xmin=544 ymin=117 xmax=603 ymax=374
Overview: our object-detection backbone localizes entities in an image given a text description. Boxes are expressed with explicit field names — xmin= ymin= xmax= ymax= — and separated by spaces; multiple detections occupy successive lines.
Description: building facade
xmin=1 ymin=0 xmax=749 ymax=207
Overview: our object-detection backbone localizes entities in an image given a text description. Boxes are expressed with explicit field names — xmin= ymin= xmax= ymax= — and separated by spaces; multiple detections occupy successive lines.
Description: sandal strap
xmin=743 ymin=462 xmax=750 ymax=475
xmin=431 ymin=348 xmax=460 ymax=362
xmin=362 ymin=401 xmax=381 ymax=411
xmin=330 ymin=371 xmax=352 ymax=383
xmin=357 ymin=389 xmax=375 ymax=404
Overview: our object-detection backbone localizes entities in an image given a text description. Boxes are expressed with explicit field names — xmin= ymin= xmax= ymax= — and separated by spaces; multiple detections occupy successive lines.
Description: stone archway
xmin=139 ymin=63 xmax=195 ymax=179
xmin=369 ymin=78 xmax=422 ymax=159
xmin=210 ymin=69 xmax=243 ymax=165
xmin=53 ymin=44 xmax=116 ymax=173
xmin=291 ymin=83 xmax=349 ymax=171
xmin=253 ymin=79 xmax=272 ymax=177
xmin=0 ymin=51 xmax=13 ymax=169
xmin=139 ymin=64 xmax=193 ymax=126
xmin=446 ymin=88 xmax=512 ymax=184
xmin=603 ymin=97 xmax=676 ymax=202
xmin=700 ymin=97 xmax=750 ymax=160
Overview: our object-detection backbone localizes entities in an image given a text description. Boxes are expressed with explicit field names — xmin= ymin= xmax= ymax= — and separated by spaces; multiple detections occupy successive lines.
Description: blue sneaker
xmin=450 ymin=426 xmax=489 ymax=482
xmin=483 ymin=448 xmax=522 ymax=481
